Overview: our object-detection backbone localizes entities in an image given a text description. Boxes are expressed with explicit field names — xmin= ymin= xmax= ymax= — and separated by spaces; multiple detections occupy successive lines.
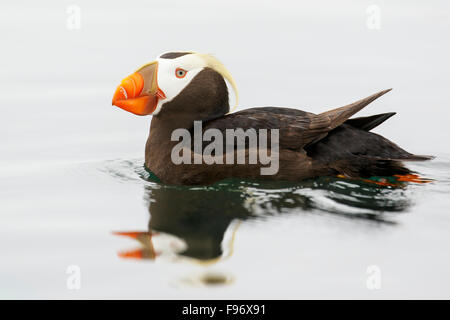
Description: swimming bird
xmin=112 ymin=51 xmax=432 ymax=185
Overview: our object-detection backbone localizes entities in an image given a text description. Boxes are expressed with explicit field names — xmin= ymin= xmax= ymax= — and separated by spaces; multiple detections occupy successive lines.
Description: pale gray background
xmin=1 ymin=0 xmax=449 ymax=298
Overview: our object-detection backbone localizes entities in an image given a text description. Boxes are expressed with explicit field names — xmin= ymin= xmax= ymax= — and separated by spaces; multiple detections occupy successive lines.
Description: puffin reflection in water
xmin=113 ymin=174 xmax=420 ymax=264
xmin=112 ymin=51 xmax=432 ymax=185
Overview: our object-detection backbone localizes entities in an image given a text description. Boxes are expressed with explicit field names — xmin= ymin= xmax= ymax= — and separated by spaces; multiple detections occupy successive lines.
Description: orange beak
xmin=112 ymin=61 xmax=166 ymax=116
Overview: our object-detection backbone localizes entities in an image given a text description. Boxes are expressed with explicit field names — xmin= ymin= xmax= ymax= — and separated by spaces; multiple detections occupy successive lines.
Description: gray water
xmin=1 ymin=1 xmax=450 ymax=299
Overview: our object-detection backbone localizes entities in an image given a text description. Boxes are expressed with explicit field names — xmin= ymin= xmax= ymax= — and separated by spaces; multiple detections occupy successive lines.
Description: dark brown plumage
xmin=159 ymin=52 xmax=192 ymax=59
xmin=145 ymin=67 xmax=432 ymax=185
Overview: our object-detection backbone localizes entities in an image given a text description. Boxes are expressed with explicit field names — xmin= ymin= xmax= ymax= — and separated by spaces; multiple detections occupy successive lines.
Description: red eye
xmin=175 ymin=68 xmax=187 ymax=78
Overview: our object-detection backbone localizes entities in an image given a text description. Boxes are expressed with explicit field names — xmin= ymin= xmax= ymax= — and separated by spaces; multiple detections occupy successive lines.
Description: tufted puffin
xmin=112 ymin=51 xmax=432 ymax=185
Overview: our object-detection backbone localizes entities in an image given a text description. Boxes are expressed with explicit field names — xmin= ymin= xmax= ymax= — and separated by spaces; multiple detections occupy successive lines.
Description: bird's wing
xmin=202 ymin=89 xmax=392 ymax=150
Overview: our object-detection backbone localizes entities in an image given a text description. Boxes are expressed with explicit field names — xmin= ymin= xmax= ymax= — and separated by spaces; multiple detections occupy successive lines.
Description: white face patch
xmin=153 ymin=53 xmax=208 ymax=115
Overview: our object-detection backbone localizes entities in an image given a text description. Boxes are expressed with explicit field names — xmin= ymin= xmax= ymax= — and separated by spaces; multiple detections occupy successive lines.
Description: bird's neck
xmin=145 ymin=116 xmax=179 ymax=169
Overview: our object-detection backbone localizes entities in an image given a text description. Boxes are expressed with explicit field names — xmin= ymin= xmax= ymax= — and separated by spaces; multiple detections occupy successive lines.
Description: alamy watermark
xmin=366 ymin=265 xmax=381 ymax=290
xmin=170 ymin=121 xmax=279 ymax=175
xmin=366 ymin=5 xmax=381 ymax=30
xmin=66 ymin=5 xmax=81 ymax=31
